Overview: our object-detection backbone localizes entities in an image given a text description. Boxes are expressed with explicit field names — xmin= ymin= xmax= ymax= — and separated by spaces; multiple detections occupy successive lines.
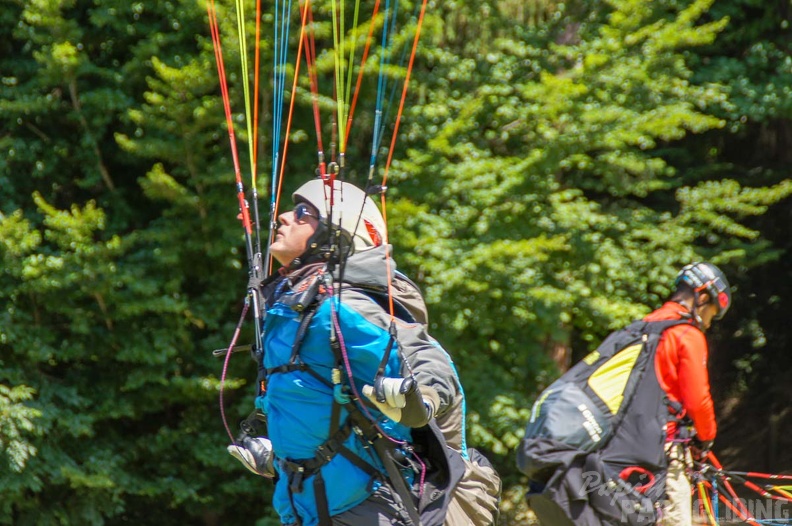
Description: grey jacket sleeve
xmin=340 ymin=290 xmax=461 ymax=421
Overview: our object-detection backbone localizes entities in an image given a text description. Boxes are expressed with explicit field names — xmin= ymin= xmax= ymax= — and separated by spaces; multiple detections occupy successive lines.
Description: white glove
xmin=362 ymin=377 xmax=411 ymax=422
xmin=227 ymin=436 xmax=275 ymax=477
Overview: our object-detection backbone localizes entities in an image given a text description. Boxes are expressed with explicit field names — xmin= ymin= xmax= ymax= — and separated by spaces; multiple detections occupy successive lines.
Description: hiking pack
xmin=517 ymin=319 xmax=693 ymax=526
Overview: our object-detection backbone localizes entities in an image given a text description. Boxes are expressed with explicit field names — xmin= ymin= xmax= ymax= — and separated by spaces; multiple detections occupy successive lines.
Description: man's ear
xmin=697 ymin=292 xmax=712 ymax=308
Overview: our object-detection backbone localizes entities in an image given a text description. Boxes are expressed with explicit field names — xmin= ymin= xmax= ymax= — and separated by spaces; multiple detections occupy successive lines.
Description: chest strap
xmin=280 ymin=418 xmax=381 ymax=494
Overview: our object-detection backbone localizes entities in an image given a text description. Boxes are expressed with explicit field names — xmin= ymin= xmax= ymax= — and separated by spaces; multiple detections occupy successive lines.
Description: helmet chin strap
xmin=678 ymin=292 xmax=705 ymax=328
xmin=287 ymin=223 xmax=331 ymax=269
xmin=690 ymin=289 xmax=715 ymax=329
xmin=691 ymin=291 xmax=704 ymax=327
xmin=287 ymin=223 xmax=355 ymax=269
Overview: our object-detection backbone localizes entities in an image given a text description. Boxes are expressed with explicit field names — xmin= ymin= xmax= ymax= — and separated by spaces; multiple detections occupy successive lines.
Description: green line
xmin=338 ymin=0 xmax=347 ymax=148
xmin=235 ymin=0 xmax=255 ymax=179
xmin=331 ymin=0 xmax=344 ymax=148
xmin=342 ymin=0 xmax=362 ymax=151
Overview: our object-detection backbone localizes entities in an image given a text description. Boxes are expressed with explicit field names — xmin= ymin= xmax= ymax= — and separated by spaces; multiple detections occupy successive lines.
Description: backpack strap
xmin=346 ymin=286 xmax=418 ymax=324
xmin=324 ymin=308 xmax=423 ymax=525
xmin=626 ymin=317 xmax=695 ymax=336
xmin=280 ymin=417 xmax=381 ymax=490
xmin=345 ymin=402 xmax=424 ymax=526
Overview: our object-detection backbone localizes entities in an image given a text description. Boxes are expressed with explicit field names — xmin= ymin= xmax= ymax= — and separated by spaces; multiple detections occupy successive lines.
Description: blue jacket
xmin=257 ymin=251 xmax=416 ymax=525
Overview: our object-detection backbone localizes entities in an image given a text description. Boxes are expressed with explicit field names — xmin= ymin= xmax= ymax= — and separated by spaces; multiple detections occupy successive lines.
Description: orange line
xmin=377 ymin=0 xmax=429 ymax=319
xmin=697 ymin=482 xmax=718 ymax=526
xmin=708 ymin=452 xmax=752 ymax=518
xmin=772 ymin=487 xmax=792 ymax=500
xmin=381 ymin=0 xmax=429 ymax=189
xmin=381 ymin=191 xmax=395 ymax=320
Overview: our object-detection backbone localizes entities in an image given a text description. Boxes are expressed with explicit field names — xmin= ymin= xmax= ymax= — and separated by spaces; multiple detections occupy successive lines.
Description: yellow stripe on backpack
xmin=587 ymin=342 xmax=643 ymax=414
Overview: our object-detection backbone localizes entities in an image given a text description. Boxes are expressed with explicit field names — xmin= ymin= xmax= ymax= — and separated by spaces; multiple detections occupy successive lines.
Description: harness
xmin=260 ymin=270 xmax=423 ymax=526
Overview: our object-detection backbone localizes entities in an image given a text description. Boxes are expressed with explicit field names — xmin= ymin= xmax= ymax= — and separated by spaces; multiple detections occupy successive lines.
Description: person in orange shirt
xmin=644 ymin=262 xmax=732 ymax=526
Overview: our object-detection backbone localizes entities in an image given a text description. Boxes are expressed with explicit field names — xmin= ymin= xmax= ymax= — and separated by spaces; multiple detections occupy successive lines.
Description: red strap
xmin=619 ymin=466 xmax=656 ymax=494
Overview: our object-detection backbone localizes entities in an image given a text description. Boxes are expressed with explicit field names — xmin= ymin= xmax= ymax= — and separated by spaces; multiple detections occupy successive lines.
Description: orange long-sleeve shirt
xmin=644 ymin=302 xmax=717 ymax=442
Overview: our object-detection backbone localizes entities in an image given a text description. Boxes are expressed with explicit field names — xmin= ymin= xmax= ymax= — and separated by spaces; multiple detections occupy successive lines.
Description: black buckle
xmin=316 ymin=439 xmax=340 ymax=462
xmin=289 ymin=466 xmax=305 ymax=493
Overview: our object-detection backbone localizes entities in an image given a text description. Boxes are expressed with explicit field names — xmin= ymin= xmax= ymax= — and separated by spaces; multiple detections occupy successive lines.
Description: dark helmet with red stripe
xmin=675 ymin=262 xmax=732 ymax=320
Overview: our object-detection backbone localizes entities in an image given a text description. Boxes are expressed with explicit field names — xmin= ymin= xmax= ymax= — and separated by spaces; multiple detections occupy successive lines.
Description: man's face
xmin=698 ymin=295 xmax=719 ymax=331
xmin=270 ymin=202 xmax=320 ymax=266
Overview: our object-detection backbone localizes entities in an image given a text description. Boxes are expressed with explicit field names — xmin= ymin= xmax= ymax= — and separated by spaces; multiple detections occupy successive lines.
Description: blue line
xmin=445 ymin=349 xmax=469 ymax=459
xmin=373 ymin=0 xmax=415 ymax=165
xmin=271 ymin=0 xmax=281 ymax=199
xmin=369 ymin=0 xmax=390 ymax=167
xmin=272 ymin=0 xmax=293 ymax=205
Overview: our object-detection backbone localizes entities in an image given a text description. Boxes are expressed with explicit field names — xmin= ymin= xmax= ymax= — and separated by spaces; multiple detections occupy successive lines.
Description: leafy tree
xmin=0 ymin=0 xmax=445 ymax=523
xmin=387 ymin=0 xmax=791 ymax=518
xmin=0 ymin=0 xmax=276 ymax=523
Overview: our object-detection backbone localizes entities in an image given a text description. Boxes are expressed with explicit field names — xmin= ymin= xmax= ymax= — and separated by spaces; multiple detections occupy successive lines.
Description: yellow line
xmin=235 ymin=0 xmax=255 ymax=180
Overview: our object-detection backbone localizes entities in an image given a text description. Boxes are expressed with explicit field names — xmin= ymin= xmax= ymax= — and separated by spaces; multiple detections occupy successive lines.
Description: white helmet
xmin=292 ymin=179 xmax=386 ymax=252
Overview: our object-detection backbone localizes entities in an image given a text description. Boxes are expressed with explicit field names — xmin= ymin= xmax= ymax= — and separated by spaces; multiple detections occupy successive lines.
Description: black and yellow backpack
xmin=517 ymin=319 xmax=691 ymax=526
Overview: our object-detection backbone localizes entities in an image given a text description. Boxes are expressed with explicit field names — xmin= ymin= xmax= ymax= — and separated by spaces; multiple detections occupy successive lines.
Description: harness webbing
xmin=314 ymin=473 xmax=331 ymax=525
xmin=263 ymin=284 xmax=423 ymax=525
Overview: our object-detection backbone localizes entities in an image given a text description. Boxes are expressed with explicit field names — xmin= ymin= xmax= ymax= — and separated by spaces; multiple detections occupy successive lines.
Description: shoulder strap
xmin=347 ymin=286 xmax=417 ymax=323
xmin=625 ymin=317 xmax=695 ymax=335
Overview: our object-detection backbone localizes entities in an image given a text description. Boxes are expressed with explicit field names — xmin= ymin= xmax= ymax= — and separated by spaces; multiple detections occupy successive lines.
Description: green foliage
xmin=0 ymin=384 xmax=42 ymax=474
xmin=690 ymin=0 xmax=792 ymax=128
xmin=0 ymin=0 xmax=270 ymax=524
xmin=388 ymin=0 xmax=792 ymax=517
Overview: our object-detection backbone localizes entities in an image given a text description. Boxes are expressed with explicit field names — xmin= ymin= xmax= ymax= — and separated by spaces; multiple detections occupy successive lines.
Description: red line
xmin=744 ymin=472 xmax=792 ymax=481
xmin=219 ymin=302 xmax=250 ymax=444
xmin=207 ymin=0 xmax=252 ymax=235
xmin=305 ymin=3 xmax=325 ymax=157
xmin=707 ymin=452 xmax=767 ymax=517
xmin=743 ymin=480 xmax=791 ymax=502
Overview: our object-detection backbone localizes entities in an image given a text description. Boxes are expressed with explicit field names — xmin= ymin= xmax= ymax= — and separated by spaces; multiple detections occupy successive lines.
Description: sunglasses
xmin=293 ymin=202 xmax=318 ymax=221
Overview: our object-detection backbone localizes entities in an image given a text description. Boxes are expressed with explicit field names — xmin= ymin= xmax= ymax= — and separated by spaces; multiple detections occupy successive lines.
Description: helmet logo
xmin=364 ymin=219 xmax=383 ymax=247
xmin=718 ymin=291 xmax=729 ymax=310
